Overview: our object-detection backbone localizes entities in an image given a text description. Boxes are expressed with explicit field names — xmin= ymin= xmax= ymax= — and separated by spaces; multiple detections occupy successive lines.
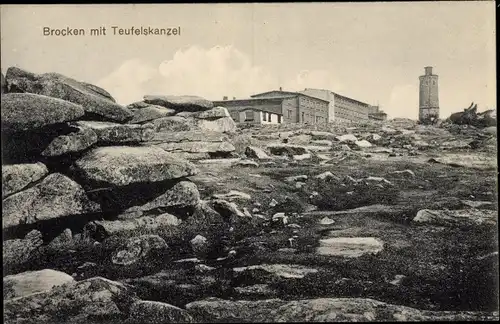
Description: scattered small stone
xmin=389 ymin=274 xmax=406 ymax=286
xmin=195 ymin=264 xmax=216 ymax=273
xmin=355 ymin=139 xmax=373 ymax=148
xmin=319 ymin=217 xmax=335 ymax=225
xmin=365 ymin=176 xmax=392 ymax=184
xmin=293 ymin=153 xmax=311 ymax=161
xmin=315 ymin=171 xmax=337 ymax=181
xmin=243 ymin=208 xmax=253 ymax=218
xmin=390 ymin=169 xmax=416 ymax=177
xmin=336 ymin=134 xmax=358 ymax=143
xmin=295 ymin=182 xmax=306 ymax=189
xmin=461 ymin=200 xmax=493 ymax=208
xmin=285 ymin=175 xmax=308 ymax=182
xmin=213 ymin=190 xmax=252 ymax=201
xmin=269 ymin=199 xmax=278 ymax=207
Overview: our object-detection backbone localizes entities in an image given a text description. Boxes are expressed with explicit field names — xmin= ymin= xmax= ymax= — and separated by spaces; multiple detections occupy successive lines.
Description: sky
xmin=0 ymin=2 xmax=496 ymax=119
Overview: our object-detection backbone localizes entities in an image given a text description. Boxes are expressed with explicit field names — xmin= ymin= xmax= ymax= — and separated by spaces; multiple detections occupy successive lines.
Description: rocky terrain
xmin=2 ymin=67 xmax=498 ymax=323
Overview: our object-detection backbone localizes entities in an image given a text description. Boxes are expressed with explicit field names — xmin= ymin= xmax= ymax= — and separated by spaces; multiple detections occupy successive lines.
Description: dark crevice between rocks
xmin=208 ymin=151 xmax=234 ymax=159
xmin=2 ymin=211 xmax=107 ymax=242
xmin=72 ymin=176 xmax=197 ymax=213
xmin=80 ymin=111 xmax=131 ymax=124
xmin=1 ymin=123 xmax=78 ymax=164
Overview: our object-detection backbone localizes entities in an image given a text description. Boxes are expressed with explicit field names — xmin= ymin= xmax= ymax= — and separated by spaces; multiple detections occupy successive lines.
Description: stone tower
xmin=418 ymin=66 xmax=439 ymax=122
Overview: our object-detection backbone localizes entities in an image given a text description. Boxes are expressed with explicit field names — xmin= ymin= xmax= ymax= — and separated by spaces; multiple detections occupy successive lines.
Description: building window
xmin=287 ymin=110 xmax=292 ymax=119
xmin=278 ymin=115 xmax=282 ymax=123
xmin=301 ymin=112 xmax=305 ymax=122
xmin=245 ymin=111 xmax=254 ymax=121
xmin=263 ymin=112 xmax=267 ymax=122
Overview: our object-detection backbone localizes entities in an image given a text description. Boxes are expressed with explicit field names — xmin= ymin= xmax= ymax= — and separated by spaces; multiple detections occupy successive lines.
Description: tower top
xmin=424 ymin=66 xmax=433 ymax=76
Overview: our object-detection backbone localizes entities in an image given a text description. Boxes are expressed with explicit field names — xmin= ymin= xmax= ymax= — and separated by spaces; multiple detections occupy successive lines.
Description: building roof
xmin=224 ymin=106 xmax=283 ymax=115
xmin=250 ymin=90 xmax=330 ymax=103
xmin=302 ymin=87 xmax=370 ymax=107
xmin=214 ymin=97 xmax=290 ymax=104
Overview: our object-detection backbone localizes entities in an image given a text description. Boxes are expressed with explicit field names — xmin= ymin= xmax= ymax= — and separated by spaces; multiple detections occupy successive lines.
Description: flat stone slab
xmin=316 ymin=237 xmax=384 ymax=258
xmin=75 ymin=121 xmax=154 ymax=144
xmin=2 ymin=162 xmax=49 ymax=198
xmin=144 ymin=94 xmax=213 ymax=111
xmin=150 ymin=130 xmax=228 ymax=143
xmin=413 ymin=209 xmax=497 ymax=227
xmin=73 ymin=146 xmax=197 ymax=186
xmin=1 ymin=93 xmax=84 ymax=132
xmin=154 ymin=141 xmax=235 ymax=153
xmin=4 ymin=269 xmax=75 ymax=300
xmin=233 ymin=264 xmax=318 ymax=279
xmin=2 ymin=173 xmax=100 ymax=230
xmin=185 ymin=297 xmax=499 ymax=322
xmin=428 ymin=153 xmax=496 ymax=170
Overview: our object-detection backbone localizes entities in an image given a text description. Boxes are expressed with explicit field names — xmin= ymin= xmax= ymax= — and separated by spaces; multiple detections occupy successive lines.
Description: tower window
xmin=432 ymin=80 xmax=435 ymax=85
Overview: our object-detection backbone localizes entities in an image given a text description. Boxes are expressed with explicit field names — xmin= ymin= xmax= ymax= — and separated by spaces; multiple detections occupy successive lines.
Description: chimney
xmin=424 ymin=66 xmax=433 ymax=76
xmin=279 ymin=87 xmax=282 ymax=91
xmin=223 ymin=96 xmax=228 ymax=101
xmin=233 ymin=96 xmax=236 ymax=100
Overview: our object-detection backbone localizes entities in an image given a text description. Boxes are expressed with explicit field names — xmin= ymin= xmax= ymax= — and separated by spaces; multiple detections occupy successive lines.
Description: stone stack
xmin=128 ymin=96 xmax=238 ymax=160
xmin=1 ymin=67 xmax=235 ymax=274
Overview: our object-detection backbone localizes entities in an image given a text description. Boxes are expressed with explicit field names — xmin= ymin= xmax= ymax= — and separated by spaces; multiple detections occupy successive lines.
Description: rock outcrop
xmin=2 ymin=173 xmax=100 ymax=229
xmin=5 ymin=67 xmax=133 ymax=122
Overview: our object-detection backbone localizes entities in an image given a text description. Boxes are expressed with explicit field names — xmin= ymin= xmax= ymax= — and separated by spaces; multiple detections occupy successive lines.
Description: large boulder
xmin=3 ymin=230 xmax=43 ymax=271
xmin=41 ymin=126 xmax=98 ymax=156
xmin=3 ymin=276 xmax=135 ymax=324
xmin=1 ymin=123 xmax=79 ymax=164
xmin=111 ymin=235 xmax=169 ymax=266
xmin=193 ymin=106 xmax=230 ymax=120
xmin=185 ymin=297 xmax=499 ymax=322
xmin=413 ymin=209 xmax=497 ymax=227
xmin=2 ymin=173 xmax=100 ymax=230
xmin=267 ymin=144 xmax=309 ymax=156
xmin=128 ymin=105 xmax=176 ymax=124
xmin=153 ymin=116 xmax=194 ymax=132
xmin=5 ymin=67 xmax=133 ymax=122
xmin=84 ymin=214 xmax=181 ymax=241
xmin=2 ymin=162 xmax=49 ymax=198
xmin=125 ymin=181 xmax=200 ymax=213
xmin=72 ymin=146 xmax=197 ymax=187
xmin=144 ymin=94 xmax=213 ymax=112
xmin=75 ymin=121 xmax=154 ymax=144
xmin=197 ymin=117 xmax=237 ymax=133
xmin=3 ymin=269 xmax=75 ymax=299
xmin=245 ymin=146 xmax=271 ymax=160
xmin=1 ymin=93 xmax=84 ymax=132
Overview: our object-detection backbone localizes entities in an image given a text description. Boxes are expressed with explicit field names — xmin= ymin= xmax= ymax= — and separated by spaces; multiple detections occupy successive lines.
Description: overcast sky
xmin=1 ymin=2 xmax=496 ymax=119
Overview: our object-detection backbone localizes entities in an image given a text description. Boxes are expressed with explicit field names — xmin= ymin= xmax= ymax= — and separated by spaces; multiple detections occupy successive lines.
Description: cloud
xmin=283 ymin=69 xmax=344 ymax=93
xmin=97 ymin=45 xmax=344 ymax=106
xmin=96 ymin=58 xmax=158 ymax=105
xmin=97 ymin=45 xmax=278 ymax=105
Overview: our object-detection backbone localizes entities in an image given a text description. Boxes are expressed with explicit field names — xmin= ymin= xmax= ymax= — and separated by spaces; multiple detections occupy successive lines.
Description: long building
xmin=299 ymin=88 xmax=372 ymax=123
xmin=214 ymin=89 xmax=330 ymax=125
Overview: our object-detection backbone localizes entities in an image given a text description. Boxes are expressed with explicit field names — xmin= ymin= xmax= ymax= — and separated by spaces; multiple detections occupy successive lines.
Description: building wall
xmin=281 ymin=97 xmax=299 ymax=123
xmin=333 ymin=94 xmax=369 ymax=123
xmin=300 ymin=89 xmax=335 ymax=122
xmin=297 ymin=95 xmax=329 ymax=124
